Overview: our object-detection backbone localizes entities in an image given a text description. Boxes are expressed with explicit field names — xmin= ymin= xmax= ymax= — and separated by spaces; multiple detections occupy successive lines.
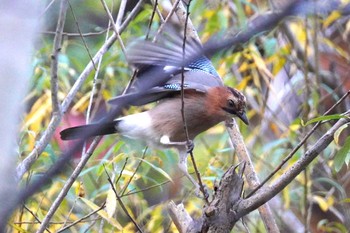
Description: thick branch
xmin=226 ymin=120 xmax=279 ymax=232
xmin=236 ymin=116 xmax=350 ymax=217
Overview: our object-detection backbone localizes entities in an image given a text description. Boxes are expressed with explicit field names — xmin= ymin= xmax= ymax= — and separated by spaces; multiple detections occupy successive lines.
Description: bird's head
xmin=207 ymin=86 xmax=248 ymax=125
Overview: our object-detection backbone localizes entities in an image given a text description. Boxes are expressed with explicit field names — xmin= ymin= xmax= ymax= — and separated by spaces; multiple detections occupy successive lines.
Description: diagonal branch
xmin=16 ymin=0 xmax=146 ymax=181
xmin=236 ymin=114 xmax=350 ymax=218
xmin=226 ymin=119 xmax=279 ymax=232
xmin=103 ymin=165 xmax=144 ymax=232
xmin=36 ymin=137 xmax=102 ymax=233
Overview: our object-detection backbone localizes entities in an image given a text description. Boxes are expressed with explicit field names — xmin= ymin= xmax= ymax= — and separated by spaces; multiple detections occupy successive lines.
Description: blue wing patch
xmin=164 ymin=83 xmax=189 ymax=90
xmin=188 ymin=56 xmax=219 ymax=77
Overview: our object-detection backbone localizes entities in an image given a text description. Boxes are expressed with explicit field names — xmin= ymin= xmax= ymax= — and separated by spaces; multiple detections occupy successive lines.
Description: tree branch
xmin=16 ymin=0 xmax=146 ymax=180
xmin=226 ymin=119 xmax=279 ymax=232
xmin=50 ymin=0 xmax=67 ymax=113
xmin=236 ymin=114 xmax=350 ymax=218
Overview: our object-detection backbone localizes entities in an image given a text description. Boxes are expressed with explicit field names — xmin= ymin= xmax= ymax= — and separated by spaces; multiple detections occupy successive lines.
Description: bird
xmin=60 ymin=32 xmax=248 ymax=193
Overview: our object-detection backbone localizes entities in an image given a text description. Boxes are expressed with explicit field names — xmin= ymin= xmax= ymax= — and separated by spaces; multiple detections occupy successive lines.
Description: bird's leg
xmin=160 ymin=135 xmax=193 ymax=149
xmin=177 ymin=148 xmax=201 ymax=196
xmin=160 ymin=136 xmax=208 ymax=197
xmin=186 ymin=140 xmax=194 ymax=153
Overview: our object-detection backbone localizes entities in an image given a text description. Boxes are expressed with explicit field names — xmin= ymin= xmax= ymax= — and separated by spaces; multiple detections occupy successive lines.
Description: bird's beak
xmin=237 ymin=112 xmax=249 ymax=125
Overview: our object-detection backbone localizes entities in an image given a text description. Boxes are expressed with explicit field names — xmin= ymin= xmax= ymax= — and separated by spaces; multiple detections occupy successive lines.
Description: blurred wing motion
xmin=108 ymin=32 xmax=223 ymax=106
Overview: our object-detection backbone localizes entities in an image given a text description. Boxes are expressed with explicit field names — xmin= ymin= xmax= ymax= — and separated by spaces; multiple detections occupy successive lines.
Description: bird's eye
xmin=228 ymin=99 xmax=235 ymax=108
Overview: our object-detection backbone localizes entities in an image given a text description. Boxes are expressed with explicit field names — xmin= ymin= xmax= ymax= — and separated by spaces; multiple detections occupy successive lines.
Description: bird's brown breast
xmin=149 ymin=92 xmax=227 ymax=142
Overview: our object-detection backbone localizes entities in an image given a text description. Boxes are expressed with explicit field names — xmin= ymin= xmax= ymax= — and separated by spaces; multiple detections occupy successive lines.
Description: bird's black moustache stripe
xmin=222 ymin=107 xmax=236 ymax=115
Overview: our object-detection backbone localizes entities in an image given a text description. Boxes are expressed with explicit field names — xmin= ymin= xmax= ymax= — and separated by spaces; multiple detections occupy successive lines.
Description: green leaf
xmin=80 ymin=197 xmax=122 ymax=230
xmin=334 ymin=123 xmax=349 ymax=145
xmin=135 ymin=158 xmax=173 ymax=183
xmin=304 ymin=114 xmax=345 ymax=126
xmin=334 ymin=136 xmax=350 ymax=172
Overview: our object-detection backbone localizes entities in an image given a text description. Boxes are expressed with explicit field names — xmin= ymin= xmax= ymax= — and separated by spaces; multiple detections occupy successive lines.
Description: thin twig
xmin=36 ymin=137 xmax=102 ymax=233
xmin=42 ymin=28 xmax=111 ymax=37
xmin=100 ymin=0 xmax=127 ymax=56
xmin=60 ymin=198 xmax=78 ymax=230
xmin=13 ymin=218 xmax=100 ymax=225
xmin=247 ymin=90 xmax=350 ymax=198
xmin=150 ymin=0 xmax=165 ymax=24
xmin=103 ymin=165 xmax=144 ymax=232
xmin=22 ymin=205 xmax=51 ymax=233
xmin=83 ymin=1 xmax=113 ymax=154
xmin=50 ymin=0 xmax=67 ymax=114
xmin=68 ymin=1 xmax=97 ymax=70
xmin=120 ymin=148 xmax=147 ymax=196
xmin=178 ymin=0 xmax=209 ymax=204
xmin=154 ymin=0 xmax=181 ymax=41
xmin=57 ymin=203 xmax=105 ymax=232
xmin=116 ymin=0 xmax=127 ymax=28
xmin=16 ymin=0 xmax=146 ymax=181
xmin=146 ymin=0 xmax=160 ymax=39
xmin=237 ymin=113 xmax=350 ymax=218
xmin=40 ymin=0 xmax=57 ymax=18
xmin=115 ymin=158 xmax=129 ymax=188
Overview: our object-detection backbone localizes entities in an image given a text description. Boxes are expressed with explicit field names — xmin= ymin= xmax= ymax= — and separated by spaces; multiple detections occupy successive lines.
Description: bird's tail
xmin=60 ymin=121 xmax=119 ymax=140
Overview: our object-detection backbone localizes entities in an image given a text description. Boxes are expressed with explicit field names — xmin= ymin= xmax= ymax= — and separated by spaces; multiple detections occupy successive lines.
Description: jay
xmin=60 ymin=34 xmax=248 ymax=191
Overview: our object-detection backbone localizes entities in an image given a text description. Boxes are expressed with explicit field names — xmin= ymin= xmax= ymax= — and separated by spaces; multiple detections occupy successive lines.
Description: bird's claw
xmin=186 ymin=140 xmax=194 ymax=153
xmin=194 ymin=183 xmax=210 ymax=199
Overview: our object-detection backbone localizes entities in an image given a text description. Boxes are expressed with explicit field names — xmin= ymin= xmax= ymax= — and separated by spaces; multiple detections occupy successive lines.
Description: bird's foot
xmin=186 ymin=140 xmax=194 ymax=153
xmin=193 ymin=182 xmax=210 ymax=199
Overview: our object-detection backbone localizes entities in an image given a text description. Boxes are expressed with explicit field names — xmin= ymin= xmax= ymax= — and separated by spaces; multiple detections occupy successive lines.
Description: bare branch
xmin=236 ymin=114 xmax=350 ymax=218
xmin=168 ymin=201 xmax=194 ymax=233
xmin=36 ymin=137 xmax=102 ymax=233
xmin=16 ymin=0 xmax=146 ymax=180
xmin=247 ymin=90 xmax=350 ymax=197
xmin=116 ymin=0 xmax=127 ymax=28
xmin=103 ymin=165 xmax=144 ymax=232
xmin=50 ymin=0 xmax=67 ymax=113
xmin=68 ymin=1 xmax=97 ymax=70
xmin=100 ymin=0 xmax=127 ymax=56
xmin=226 ymin=119 xmax=279 ymax=232
xmin=173 ymin=0 xmax=209 ymax=204
xmin=57 ymin=203 xmax=105 ymax=232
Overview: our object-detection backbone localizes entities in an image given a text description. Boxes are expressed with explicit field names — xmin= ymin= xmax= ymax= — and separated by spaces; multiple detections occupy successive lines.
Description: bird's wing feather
xmin=108 ymin=29 xmax=223 ymax=106
xmin=108 ymin=81 xmax=209 ymax=106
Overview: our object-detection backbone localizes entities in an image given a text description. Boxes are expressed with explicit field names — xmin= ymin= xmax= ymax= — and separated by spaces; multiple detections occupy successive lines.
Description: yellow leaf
xmin=75 ymin=181 xmax=85 ymax=198
xmin=106 ymin=188 xmax=117 ymax=218
xmin=323 ymin=11 xmax=341 ymax=29
xmin=235 ymin=76 xmax=250 ymax=90
xmin=101 ymin=89 xmax=112 ymax=100
xmin=217 ymin=61 xmax=227 ymax=77
xmin=272 ymin=56 xmax=286 ymax=75
xmin=289 ymin=123 xmax=300 ymax=132
xmin=334 ymin=123 xmax=349 ymax=146
xmin=8 ymin=223 xmax=29 ymax=233
xmin=322 ymin=38 xmax=350 ymax=59
xmin=72 ymin=91 xmax=91 ymax=112
xmin=238 ymin=62 xmax=249 ymax=72
xmin=203 ymin=10 xmax=215 ymax=18
xmin=282 ymin=187 xmax=290 ymax=209
xmin=312 ymin=195 xmax=333 ymax=212
xmin=80 ymin=197 xmax=122 ymax=230
xmin=23 ymin=91 xmax=52 ymax=131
